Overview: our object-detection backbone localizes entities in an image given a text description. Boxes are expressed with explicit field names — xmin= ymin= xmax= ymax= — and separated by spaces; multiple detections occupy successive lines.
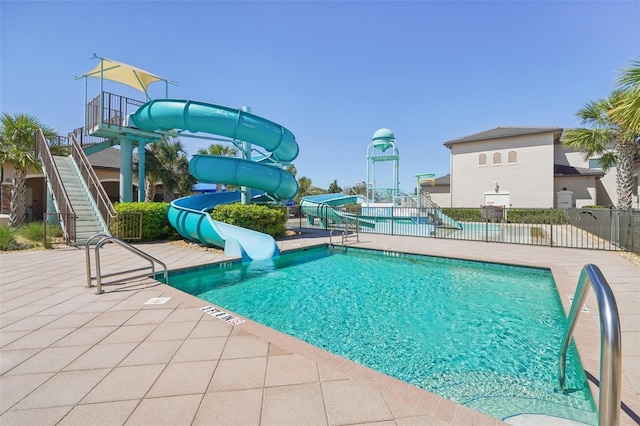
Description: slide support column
xmin=240 ymin=106 xmax=252 ymax=205
xmin=119 ymin=137 xmax=133 ymax=202
xmin=137 ymin=141 xmax=146 ymax=202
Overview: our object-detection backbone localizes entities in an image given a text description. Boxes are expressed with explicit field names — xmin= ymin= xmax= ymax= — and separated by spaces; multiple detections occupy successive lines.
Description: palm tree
xmin=563 ymin=89 xmax=639 ymax=209
xmin=137 ymin=144 xmax=162 ymax=202
xmin=0 ymin=113 xmax=55 ymax=226
xmin=197 ymin=144 xmax=239 ymax=157
xmin=612 ymin=57 xmax=640 ymax=133
xmin=143 ymin=136 xmax=195 ymax=202
xmin=196 ymin=143 xmax=239 ymax=192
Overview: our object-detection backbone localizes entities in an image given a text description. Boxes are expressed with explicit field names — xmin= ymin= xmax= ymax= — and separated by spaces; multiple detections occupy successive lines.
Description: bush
xmin=442 ymin=208 xmax=482 ymax=222
xmin=17 ymin=222 xmax=44 ymax=242
xmin=343 ymin=204 xmax=362 ymax=215
xmin=113 ymin=202 xmax=174 ymax=242
xmin=211 ymin=204 xmax=287 ymax=239
xmin=506 ymin=209 xmax=567 ymax=224
xmin=0 ymin=225 xmax=17 ymax=250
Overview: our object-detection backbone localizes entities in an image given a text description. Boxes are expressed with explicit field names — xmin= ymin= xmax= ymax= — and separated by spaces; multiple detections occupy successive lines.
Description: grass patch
xmin=1 ymin=222 xmax=48 ymax=251
xmin=0 ymin=226 xmax=18 ymax=250
xmin=17 ymin=222 xmax=44 ymax=242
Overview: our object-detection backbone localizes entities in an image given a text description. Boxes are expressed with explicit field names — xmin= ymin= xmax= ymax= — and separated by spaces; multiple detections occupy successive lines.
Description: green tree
xmin=612 ymin=57 xmax=640 ymax=133
xmin=197 ymin=143 xmax=239 ymax=157
xmin=328 ymin=179 xmax=342 ymax=193
xmin=563 ymin=89 xmax=639 ymax=209
xmin=196 ymin=143 xmax=239 ymax=192
xmin=0 ymin=113 xmax=55 ymax=226
xmin=297 ymin=176 xmax=313 ymax=199
xmin=285 ymin=164 xmax=297 ymax=178
xmin=144 ymin=136 xmax=195 ymax=202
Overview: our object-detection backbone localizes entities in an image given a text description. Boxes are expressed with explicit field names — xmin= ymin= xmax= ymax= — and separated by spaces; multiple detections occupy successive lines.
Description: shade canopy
xmin=81 ymin=55 xmax=175 ymax=97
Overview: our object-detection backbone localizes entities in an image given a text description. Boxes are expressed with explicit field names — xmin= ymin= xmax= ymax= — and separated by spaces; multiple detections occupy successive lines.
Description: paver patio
xmin=1 ymin=230 xmax=638 ymax=425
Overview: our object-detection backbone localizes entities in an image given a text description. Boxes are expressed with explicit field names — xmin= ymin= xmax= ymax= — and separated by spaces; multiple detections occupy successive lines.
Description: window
xmin=478 ymin=153 xmax=487 ymax=166
xmin=493 ymin=153 xmax=501 ymax=165
xmin=589 ymin=157 xmax=616 ymax=169
xmin=508 ymin=151 xmax=517 ymax=164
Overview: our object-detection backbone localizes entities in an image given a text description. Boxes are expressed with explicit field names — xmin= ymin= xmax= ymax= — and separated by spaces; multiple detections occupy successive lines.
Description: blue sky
xmin=2 ymin=1 xmax=639 ymax=192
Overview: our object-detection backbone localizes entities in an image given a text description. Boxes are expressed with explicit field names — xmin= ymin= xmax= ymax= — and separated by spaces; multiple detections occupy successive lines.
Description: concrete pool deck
xmin=1 ymin=231 xmax=638 ymax=425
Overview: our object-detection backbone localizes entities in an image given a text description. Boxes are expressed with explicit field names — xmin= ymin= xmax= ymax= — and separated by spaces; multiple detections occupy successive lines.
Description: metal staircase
xmin=52 ymin=156 xmax=107 ymax=244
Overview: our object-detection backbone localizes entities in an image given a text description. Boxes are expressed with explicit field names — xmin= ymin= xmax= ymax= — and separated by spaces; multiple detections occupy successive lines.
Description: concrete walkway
xmin=1 ymin=231 xmax=638 ymax=425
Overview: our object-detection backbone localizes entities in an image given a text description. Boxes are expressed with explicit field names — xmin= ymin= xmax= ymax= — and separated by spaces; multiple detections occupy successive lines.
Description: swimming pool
xmin=166 ymin=246 xmax=597 ymax=423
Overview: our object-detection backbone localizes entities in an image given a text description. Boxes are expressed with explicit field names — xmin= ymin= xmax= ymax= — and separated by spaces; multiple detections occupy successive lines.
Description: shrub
xmin=17 ymin=222 xmax=44 ymax=243
xmin=0 ymin=225 xmax=17 ymax=250
xmin=506 ymin=209 xmax=567 ymax=224
xmin=113 ymin=202 xmax=174 ymax=242
xmin=343 ymin=204 xmax=362 ymax=215
xmin=442 ymin=208 xmax=482 ymax=222
xmin=211 ymin=204 xmax=287 ymax=239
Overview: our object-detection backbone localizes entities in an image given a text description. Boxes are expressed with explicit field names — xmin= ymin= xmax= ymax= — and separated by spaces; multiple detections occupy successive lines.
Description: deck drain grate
xmin=144 ymin=297 xmax=172 ymax=305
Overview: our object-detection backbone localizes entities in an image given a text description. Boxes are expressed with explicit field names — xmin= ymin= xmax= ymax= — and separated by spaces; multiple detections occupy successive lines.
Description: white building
xmin=430 ymin=126 xmax=639 ymax=209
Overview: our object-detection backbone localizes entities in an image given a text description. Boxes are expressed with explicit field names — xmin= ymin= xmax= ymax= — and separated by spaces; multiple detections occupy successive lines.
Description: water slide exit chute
xmin=301 ymin=194 xmax=376 ymax=228
xmin=129 ymin=99 xmax=299 ymax=261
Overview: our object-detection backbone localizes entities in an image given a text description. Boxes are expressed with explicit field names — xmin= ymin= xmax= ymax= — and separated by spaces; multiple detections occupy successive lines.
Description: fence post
xmin=485 ymin=218 xmax=488 ymax=243
xmin=391 ymin=206 xmax=394 ymax=235
xmin=550 ymin=208 xmax=554 ymax=247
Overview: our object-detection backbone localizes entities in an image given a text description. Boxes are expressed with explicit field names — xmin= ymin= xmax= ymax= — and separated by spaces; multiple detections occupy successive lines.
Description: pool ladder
xmin=559 ymin=264 xmax=621 ymax=425
xmin=85 ymin=233 xmax=168 ymax=294
xmin=329 ymin=217 xmax=360 ymax=247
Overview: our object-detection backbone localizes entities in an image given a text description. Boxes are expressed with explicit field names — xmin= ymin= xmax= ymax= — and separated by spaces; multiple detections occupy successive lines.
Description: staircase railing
xmin=68 ymin=133 xmax=116 ymax=232
xmin=559 ymin=264 xmax=621 ymax=425
xmin=35 ymin=129 xmax=76 ymax=243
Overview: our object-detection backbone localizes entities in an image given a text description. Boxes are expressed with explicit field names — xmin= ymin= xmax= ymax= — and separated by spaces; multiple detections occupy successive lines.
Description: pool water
xmin=167 ymin=246 xmax=597 ymax=423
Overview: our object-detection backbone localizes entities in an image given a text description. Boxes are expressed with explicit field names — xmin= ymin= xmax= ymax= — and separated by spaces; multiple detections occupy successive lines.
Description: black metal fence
xmin=44 ymin=212 xmax=75 ymax=247
xmin=287 ymin=206 xmax=640 ymax=254
xmin=87 ymin=91 xmax=144 ymax=131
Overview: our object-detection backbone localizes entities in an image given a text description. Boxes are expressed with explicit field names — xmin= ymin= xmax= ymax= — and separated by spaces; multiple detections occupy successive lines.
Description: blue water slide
xmin=130 ymin=99 xmax=298 ymax=163
xmin=301 ymin=194 xmax=376 ymax=228
xmin=129 ymin=99 xmax=299 ymax=260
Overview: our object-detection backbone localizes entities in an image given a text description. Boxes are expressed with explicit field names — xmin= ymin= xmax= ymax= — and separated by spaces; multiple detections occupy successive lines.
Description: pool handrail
xmin=85 ymin=232 xmax=111 ymax=288
xmin=85 ymin=233 xmax=168 ymax=294
xmin=559 ymin=263 xmax=621 ymax=426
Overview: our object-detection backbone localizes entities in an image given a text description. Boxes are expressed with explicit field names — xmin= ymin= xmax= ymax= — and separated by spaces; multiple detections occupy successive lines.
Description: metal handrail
xmin=85 ymin=233 xmax=168 ymax=294
xmin=559 ymin=264 xmax=621 ymax=425
xmin=69 ymin=133 xmax=116 ymax=230
xmin=341 ymin=216 xmax=359 ymax=245
xmin=35 ymin=129 xmax=76 ymax=243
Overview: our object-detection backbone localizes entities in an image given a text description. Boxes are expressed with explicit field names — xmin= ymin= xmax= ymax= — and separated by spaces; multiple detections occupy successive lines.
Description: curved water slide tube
xmin=300 ymin=194 xmax=376 ymax=229
xmin=129 ymin=99 xmax=299 ymax=260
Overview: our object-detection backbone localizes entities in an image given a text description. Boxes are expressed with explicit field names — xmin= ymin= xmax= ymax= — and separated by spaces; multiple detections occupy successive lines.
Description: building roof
xmin=87 ymin=147 xmax=138 ymax=169
xmin=554 ymin=164 xmax=605 ymax=177
xmin=434 ymin=174 xmax=450 ymax=186
xmin=443 ymin=126 xmax=564 ymax=148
